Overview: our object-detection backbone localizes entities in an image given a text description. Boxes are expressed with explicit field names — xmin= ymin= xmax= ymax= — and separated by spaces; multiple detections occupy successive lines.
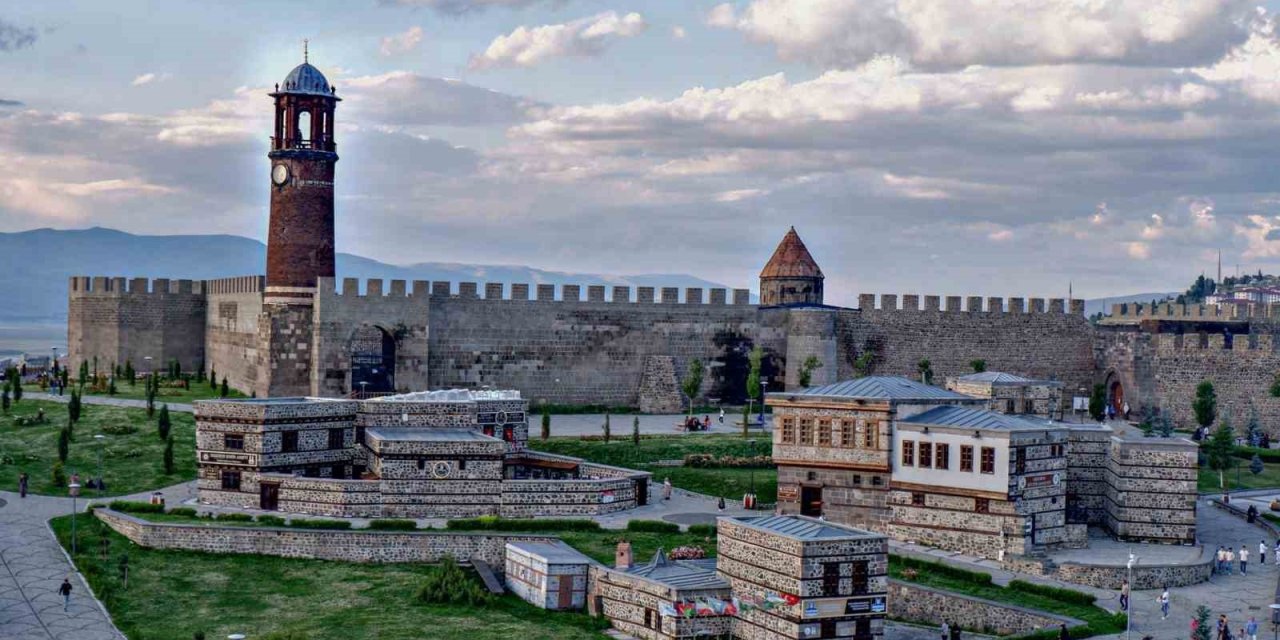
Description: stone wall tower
xmin=264 ymin=49 xmax=339 ymax=306
xmin=760 ymin=227 xmax=824 ymax=307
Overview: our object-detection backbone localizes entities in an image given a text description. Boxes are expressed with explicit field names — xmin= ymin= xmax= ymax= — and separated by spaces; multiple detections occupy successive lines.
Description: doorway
xmin=350 ymin=325 xmax=395 ymax=394
xmin=635 ymin=478 xmax=648 ymax=506
xmin=557 ymin=575 xmax=574 ymax=609
xmin=800 ymin=486 xmax=823 ymax=517
xmin=259 ymin=482 xmax=280 ymax=511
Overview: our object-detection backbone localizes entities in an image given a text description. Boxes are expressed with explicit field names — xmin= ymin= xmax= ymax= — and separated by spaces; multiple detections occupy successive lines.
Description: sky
xmin=7 ymin=1 xmax=1280 ymax=304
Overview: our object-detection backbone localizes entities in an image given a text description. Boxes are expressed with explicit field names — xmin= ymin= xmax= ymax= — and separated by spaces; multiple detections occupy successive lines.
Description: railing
xmin=269 ymin=137 xmax=336 ymax=152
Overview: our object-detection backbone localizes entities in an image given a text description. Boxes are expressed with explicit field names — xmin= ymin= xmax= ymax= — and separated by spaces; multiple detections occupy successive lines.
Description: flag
xmin=725 ymin=598 xmax=739 ymax=616
xmin=783 ymin=593 xmax=801 ymax=607
xmin=696 ymin=600 xmax=715 ymax=616
xmin=659 ymin=602 xmax=677 ymax=617
xmin=707 ymin=597 xmax=727 ymax=615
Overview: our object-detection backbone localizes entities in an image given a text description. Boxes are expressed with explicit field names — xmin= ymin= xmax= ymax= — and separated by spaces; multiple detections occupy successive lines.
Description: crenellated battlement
xmin=1104 ymin=301 xmax=1279 ymax=322
xmin=855 ymin=293 xmax=1085 ymax=315
xmin=321 ymin=277 xmax=754 ymax=305
xmin=1153 ymin=332 xmax=1279 ymax=353
xmin=68 ymin=275 xmax=208 ymax=297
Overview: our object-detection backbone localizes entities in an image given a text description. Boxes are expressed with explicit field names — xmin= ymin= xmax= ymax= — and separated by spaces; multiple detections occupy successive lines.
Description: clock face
xmin=430 ymin=461 xmax=453 ymax=479
xmin=272 ymin=163 xmax=289 ymax=185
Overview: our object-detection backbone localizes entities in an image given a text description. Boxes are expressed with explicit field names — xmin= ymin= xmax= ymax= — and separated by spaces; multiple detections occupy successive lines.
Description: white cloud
xmin=671 ymin=26 xmax=687 ymax=40
xmin=1127 ymin=241 xmax=1152 ymax=260
xmin=714 ymin=188 xmax=768 ymax=202
xmin=469 ymin=11 xmax=647 ymax=70
xmin=380 ymin=26 xmax=424 ymax=56
xmin=131 ymin=73 xmax=169 ymax=87
xmin=710 ymin=0 xmax=1254 ymax=69
xmin=378 ymin=0 xmax=555 ymax=15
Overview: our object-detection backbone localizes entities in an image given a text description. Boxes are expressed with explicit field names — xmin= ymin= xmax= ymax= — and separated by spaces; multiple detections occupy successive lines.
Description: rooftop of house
xmin=505 ymin=540 xmax=594 ymax=565
xmin=899 ymin=405 xmax=1060 ymax=431
xmin=366 ymin=389 xmax=522 ymax=403
xmin=364 ymin=427 xmax=502 ymax=443
xmin=776 ymin=376 xmax=977 ymax=402
xmin=727 ymin=515 xmax=882 ymax=541
xmin=625 ymin=549 xmax=728 ymax=591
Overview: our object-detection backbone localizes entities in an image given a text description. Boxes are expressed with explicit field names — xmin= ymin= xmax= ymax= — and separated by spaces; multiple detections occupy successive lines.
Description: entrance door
xmin=635 ymin=478 xmax=649 ymax=506
xmin=800 ymin=486 xmax=823 ymax=517
xmin=259 ymin=482 xmax=280 ymax=511
xmin=557 ymin=575 xmax=574 ymax=609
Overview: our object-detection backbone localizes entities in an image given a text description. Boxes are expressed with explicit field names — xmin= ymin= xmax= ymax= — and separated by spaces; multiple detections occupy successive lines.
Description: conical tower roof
xmin=760 ymin=227 xmax=823 ymax=279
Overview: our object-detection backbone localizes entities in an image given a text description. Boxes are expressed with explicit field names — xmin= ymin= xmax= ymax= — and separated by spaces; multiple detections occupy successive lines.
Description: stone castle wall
xmin=67 ymin=276 xmax=208 ymax=376
xmin=204 ymin=277 xmax=265 ymax=394
xmin=1104 ymin=437 xmax=1198 ymax=542
xmin=312 ymin=277 xmax=430 ymax=396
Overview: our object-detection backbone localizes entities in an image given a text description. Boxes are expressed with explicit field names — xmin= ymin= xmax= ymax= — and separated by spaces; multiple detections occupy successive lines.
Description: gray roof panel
xmin=729 ymin=515 xmax=881 ymax=541
xmin=783 ymin=376 xmax=975 ymax=401
xmin=900 ymin=405 xmax=1054 ymax=431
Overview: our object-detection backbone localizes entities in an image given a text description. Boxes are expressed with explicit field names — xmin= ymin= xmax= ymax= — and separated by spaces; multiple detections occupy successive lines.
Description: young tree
xmin=1251 ymin=453 xmax=1264 ymax=476
xmin=60 ymin=368 xmax=68 ymax=390
xmin=145 ymin=382 xmax=156 ymax=419
xmin=742 ymin=402 xmax=751 ymax=437
xmin=220 ymin=377 xmax=229 ymax=398
xmin=1192 ymin=380 xmax=1217 ymax=432
xmin=602 ymin=413 xmax=611 ymax=444
xmin=51 ymin=461 xmax=66 ymax=488
xmin=114 ymin=363 xmax=122 ymax=379
xmin=69 ymin=390 xmax=82 ymax=424
xmin=632 ymin=415 xmax=640 ymax=447
xmin=11 ymin=376 xmax=20 ymax=404
xmin=746 ymin=346 xmax=764 ymax=403
xmin=682 ymin=359 xmax=704 ymax=417
xmin=57 ymin=426 xmax=69 ymax=463
xmin=970 ymin=359 xmax=987 ymax=373
xmin=108 ymin=377 xmax=117 ymax=396
xmin=124 ymin=360 xmax=135 ymax=386
xmin=798 ymin=356 xmax=823 ymax=388
xmin=1155 ymin=412 xmax=1174 ymax=438
xmin=78 ymin=361 xmax=88 ymax=388
xmin=853 ymin=351 xmax=875 ymax=378
xmin=1246 ymin=407 xmax=1262 ymax=447
xmin=1193 ymin=605 xmax=1211 ymax=640
xmin=540 ymin=405 xmax=551 ymax=441
xmin=209 ymin=366 xmax=218 ymax=391
xmin=1088 ymin=383 xmax=1106 ymax=422
xmin=163 ymin=434 xmax=174 ymax=475
xmin=158 ymin=404 xmax=172 ymax=440
xmin=1206 ymin=417 xmax=1236 ymax=490
xmin=197 ymin=360 xmax=206 ymax=383
xmin=917 ymin=359 xmax=934 ymax=385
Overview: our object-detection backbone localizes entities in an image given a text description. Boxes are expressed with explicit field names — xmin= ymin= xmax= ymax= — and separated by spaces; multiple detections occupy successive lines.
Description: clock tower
xmin=264 ymin=47 xmax=339 ymax=305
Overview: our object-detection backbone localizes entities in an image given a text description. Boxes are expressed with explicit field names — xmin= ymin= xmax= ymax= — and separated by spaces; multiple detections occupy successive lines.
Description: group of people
xmin=1121 ymin=583 xmax=1171 ymax=620
xmin=1214 ymin=540 xmax=1278 ymax=576
xmin=1203 ymin=614 xmax=1261 ymax=640
xmin=681 ymin=415 xmax=712 ymax=431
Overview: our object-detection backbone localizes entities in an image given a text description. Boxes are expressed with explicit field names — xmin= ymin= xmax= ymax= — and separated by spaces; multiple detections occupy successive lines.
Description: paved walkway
xmin=27 ymin=392 xmax=193 ymax=414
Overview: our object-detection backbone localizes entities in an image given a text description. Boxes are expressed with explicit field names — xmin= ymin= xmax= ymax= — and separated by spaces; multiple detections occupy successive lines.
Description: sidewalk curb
xmin=44 ymin=516 xmax=126 ymax=640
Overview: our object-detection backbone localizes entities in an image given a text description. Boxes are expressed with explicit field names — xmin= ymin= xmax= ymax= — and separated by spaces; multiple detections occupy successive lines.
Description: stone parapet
xmin=887 ymin=580 xmax=1080 ymax=636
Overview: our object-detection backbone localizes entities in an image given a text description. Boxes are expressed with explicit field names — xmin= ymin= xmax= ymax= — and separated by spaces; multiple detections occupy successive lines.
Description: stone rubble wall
xmin=312 ymin=277 xmax=431 ymax=396
xmin=887 ymin=581 xmax=1079 ymax=636
xmin=1104 ymin=437 xmax=1198 ymax=542
xmin=588 ymin=564 xmax=735 ymax=640
xmin=1054 ymin=551 xmax=1212 ymax=590
xmin=67 ymin=275 xmax=210 ymax=377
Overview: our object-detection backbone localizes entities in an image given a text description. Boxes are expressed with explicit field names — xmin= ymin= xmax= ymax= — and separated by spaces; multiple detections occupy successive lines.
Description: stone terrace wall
xmin=67 ymin=276 xmax=208 ymax=375
xmin=1055 ymin=551 xmax=1212 ymax=589
xmin=426 ymin=284 xmax=788 ymax=406
xmin=1066 ymin=426 xmax=1112 ymax=525
xmin=839 ymin=295 xmax=1095 ymax=396
xmin=95 ymin=508 xmax=555 ymax=565
xmin=500 ymin=478 xmax=636 ymax=518
xmin=888 ymin=581 xmax=1078 ymax=636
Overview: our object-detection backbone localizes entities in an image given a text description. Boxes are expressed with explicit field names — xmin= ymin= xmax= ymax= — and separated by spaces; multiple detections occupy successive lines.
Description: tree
xmin=210 ymin=366 xmax=218 ymax=391
xmin=1251 ymin=453 xmax=1264 ymax=476
xmin=798 ymin=356 xmax=823 ymax=388
xmin=1192 ymin=380 xmax=1217 ymax=431
xmin=163 ymin=434 xmax=174 ymax=475
xmin=1155 ymin=412 xmax=1174 ymax=438
xmin=917 ymin=359 xmax=933 ymax=385
xmin=57 ymin=426 xmax=69 ymax=463
xmin=220 ymin=377 xmax=229 ymax=398
xmin=69 ymin=390 xmax=82 ymax=423
xmin=78 ymin=361 xmax=88 ymax=388
xmin=746 ymin=346 xmax=764 ymax=403
xmin=853 ymin=351 xmax=874 ymax=378
xmin=197 ymin=360 xmax=206 ymax=383
xmin=114 ymin=363 xmax=122 ymax=378
xmin=51 ymin=461 xmax=66 ymax=489
xmin=632 ymin=415 xmax=640 ymax=447
xmin=158 ymin=405 xmax=172 ymax=440
xmin=11 ymin=375 xmax=20 ymax=404
xmin=60 ymin=368 xmax=68 ymax=390
xmin=124 ymin=360 xmax=135 ymax=386
xmin=682 ymin=359 xmax=704 ymax=417
xmin=970 ymin=359 xmax=987 ymax=373
xmin=1205 ymin=417 xmax=1236 ymax=490
xmin=742 ymin=402 xmax=751 ymax=437
xmin=1088 ymin=383 xmax=1106 ymax=422
xmin=602 ymin=413 xmax=611 ymax=443
xmin=540 ymin=405 xmax=550 ymax=441
xmin=1193 ymin=605 xmax=1212 ymax=640
xmin=108 ymin=377 xmax=117 ymax=396
xmin=1 ymin=388 xmax=8 ymax=414
xmin=145 ymin=381 xmax=156 ymax=418
xmin=1247 ymin=406 xmax=1263 ymax=447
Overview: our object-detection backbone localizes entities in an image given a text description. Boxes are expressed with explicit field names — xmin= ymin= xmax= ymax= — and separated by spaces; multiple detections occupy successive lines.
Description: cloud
xmin=130 ymin=73 xmax=170 ymax=87
xmin=0 ymin=99 xmax=21 ymax=108
xmin=469 ymin=11 xmax=646 ymax=70
xmin=380 ymin=26 xmax=424 ymax=56
xmin=671 ymin=26 xmax=687 ymax=40
xmin=342 ymin=71 xmax=539 ymax=125
xmin=377 ymin=0 xmax=561 ymax=15
xmin=0 ymin=19 xmax=37 ymax=52
xmin=708 ymin=0 xmax=1255 ymax=69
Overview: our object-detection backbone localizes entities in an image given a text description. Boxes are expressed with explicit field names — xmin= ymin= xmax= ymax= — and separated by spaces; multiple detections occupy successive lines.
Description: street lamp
xmin=69 ymin=476 xmax=81 ymax=555
xmin=1126 ymin=552 xmax=1137 ymax=640
xmin=358 ymin=381 xmax=368 ymax=398
xmin=748 ymin=438 xmax=757 ymax=502
xmin=94 ymin=434 xmax=105 ymax=496
xmin=758 ymin=380 xmax=767 ymax=426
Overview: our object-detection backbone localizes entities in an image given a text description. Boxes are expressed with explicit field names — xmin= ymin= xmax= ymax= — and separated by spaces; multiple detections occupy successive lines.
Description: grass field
xmin=52 ymin=514 xmax=611 ymax=640
xmin=0 ymin=399 xmax=194 ymax=496
xmin=27 ymin=380 xmax=245 ymax=404
xmin=1197 ymin=463 xmax=1280 ymax=493
xmin=529 ymin=434 xmax=778 ymax=503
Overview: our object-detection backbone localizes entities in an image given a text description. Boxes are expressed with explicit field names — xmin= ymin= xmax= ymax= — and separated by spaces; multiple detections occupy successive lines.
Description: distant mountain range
xmin=0 ymin=227 xmax=740 ymax=325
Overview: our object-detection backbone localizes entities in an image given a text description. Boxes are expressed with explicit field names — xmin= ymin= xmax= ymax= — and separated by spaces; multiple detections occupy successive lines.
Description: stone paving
xmin=27 ymin=392 xmax=193 ymax=414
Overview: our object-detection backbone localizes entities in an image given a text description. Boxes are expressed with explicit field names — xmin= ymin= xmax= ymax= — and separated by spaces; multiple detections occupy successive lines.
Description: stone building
xmin=589 ymin=549 xmax=736 ymax=640
xmin=944 ymin=372 xmax=1064 ymax=418
xmin=504 ymin=540 xmax=593 ymax=611
xmin=194 ymin=389 xmax=650 ymax=518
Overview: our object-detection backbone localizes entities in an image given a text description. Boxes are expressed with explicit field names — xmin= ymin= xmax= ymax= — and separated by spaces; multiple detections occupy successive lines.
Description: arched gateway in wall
xmin=350 ymin=325 xmax=395 ymax=394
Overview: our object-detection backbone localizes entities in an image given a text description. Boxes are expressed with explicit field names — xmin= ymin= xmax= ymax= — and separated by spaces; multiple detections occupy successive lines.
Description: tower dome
xmin=759 ymin=227 xmax=825 ymax=306
xmin=279 ymin=62 xmax=335 ymax=97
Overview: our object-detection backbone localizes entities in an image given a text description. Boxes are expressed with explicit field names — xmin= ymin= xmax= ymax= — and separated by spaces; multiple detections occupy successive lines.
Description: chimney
xmin=615 ymin=541 xmax=633 ymax=570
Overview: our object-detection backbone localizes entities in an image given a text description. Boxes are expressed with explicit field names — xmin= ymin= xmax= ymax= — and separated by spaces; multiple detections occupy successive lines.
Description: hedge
xmin=214 ymin=513 xmax=254 ymax=522
xmin=166 ymin=507 xmax=198 ymax=518
xmin=627 ymin=520 xmax=680 ymax=534
xmin=367 ymin=519 xmax=419 ymax=531
xmin=1007 ymin=579 xmax=1096 ymax=606
xmin=289 ymin=518 xmax=352 ymax=530
xmin=446 ymin=516 xmax=601 ymax=532
xmin=256 ymin=515 xmax=287 ymax=527
xmin=892 ymin=555 xmax=994 ymax=586
xmin=687 ymin=524 xmax=716 ymax=537
xmin=1233 ymin=446 xmax=1280 ymax=462
xmin=108 ymin=500 xmax=164 ymax=514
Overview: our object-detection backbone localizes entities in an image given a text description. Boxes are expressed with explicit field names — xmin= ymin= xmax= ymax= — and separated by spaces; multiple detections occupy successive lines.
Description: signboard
xmin=844 ymin=596 xmax=887 ymax=615
xmin=200 ymin=451 xmax=255 ymax=466
xmin=1072 ymin=397 xmax=1090 ymax=411
xmin=777 ymin=486 xmax=799 ymax=502
xmin=1023 ymin=473 xmax=1055 ymax=489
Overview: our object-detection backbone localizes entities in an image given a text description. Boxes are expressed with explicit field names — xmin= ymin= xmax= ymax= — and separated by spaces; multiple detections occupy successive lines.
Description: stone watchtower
xmin=264 ymin=46 xmax=340 ymax=306
xmin=759 ymin=226 xmax=824 ymax=306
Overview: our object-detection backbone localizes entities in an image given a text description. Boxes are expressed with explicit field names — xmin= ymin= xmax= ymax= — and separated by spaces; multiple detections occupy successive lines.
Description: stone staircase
xmin=470 ymin=558 xmax=505 ymax=594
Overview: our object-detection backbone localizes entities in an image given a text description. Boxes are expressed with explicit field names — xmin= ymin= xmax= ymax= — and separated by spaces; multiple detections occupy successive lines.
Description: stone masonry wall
xmin=1104 ymin=437 xmax=1198 ymax=542
xmin=887 ymin=581 xmax=1077 ymax=636
xmin=67 ymin=276 xmax=208 ymax=376
xmin=205 ymin=280 xmax=265 ymax=395
xmin=1055 ymin=552 xmax=1212 ymax=590
xmin=312 ymin=277 xmax=430 ymax=396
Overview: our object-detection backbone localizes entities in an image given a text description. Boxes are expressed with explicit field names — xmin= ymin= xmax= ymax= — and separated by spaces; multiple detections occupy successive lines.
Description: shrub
xmin=367 ymin=519 xmax=419 ymax=531
xmin=416 ymin=556 xmax=492 ymax=606
xmin=626 ymin=519 xmax=680 ymax=533
xmin=260 ymin=631 xmax=310 ymax=640
xmin=684 ymin=453 xmax=772 ymax=468
xmin=687 ymin=523 xmax=716 ymax=537
xmin=1007 ymin=579 xmax=1096 ymax=606
xmin=445 ymin=517 xmax=601 ymax=532
xmin=51 ymin=461 xmax=66 ymax=488
xmin=157 ymin=405 xmax=171 ymax=440
xmin=165 ymin=507 xmax=197 ymax=518
xmin=289 ymin=518 xmax=351 ymax=530
xmin=214 ymin=513 xmax=254 ymax=522
xmin=57 ymin=426 xmax=69 ymax=463
xmin=101 ymin=422 xmax=137 ymax=435
xmin=256 ymin=515 xmax=287 ymax=527
xmin=892 ymin=555 xmax=993 ymax=586
xmin=162 ymin=435 xmax=174 ymax=475
xmin=668 ymin=545 xmax=706 ymax=559
xmin=109 ymin=500 xmax=164 ymax=513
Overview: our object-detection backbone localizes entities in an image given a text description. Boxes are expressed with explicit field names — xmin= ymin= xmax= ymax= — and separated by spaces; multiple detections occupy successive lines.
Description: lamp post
xmin=94 ymin=434 xmax=105 ymax=496
xmin=758 ymin=380 xmax=767 ymax=426
xmin=1268 ymin=603 xmax=1280 ymax=640
xmin=1126 ymin=552 xmax=1136 ymax=640
xmin=69 ymin=477 xmax=81 ymax=555
xmin=748 ymin=438 xmax=757 ymax=498
xmin=358 ymin=381 xmax=368 ymax=398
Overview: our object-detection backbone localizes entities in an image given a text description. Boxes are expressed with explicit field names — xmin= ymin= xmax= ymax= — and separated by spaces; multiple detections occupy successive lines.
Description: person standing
xmin=717 ymin=496 xmax=726 ymax=512
xmin=1247 ymin=617 xmax=1259 ymax=640
xmin=57 ymin=577 xmax=72 ymax=611
xmin=662 ymin=477 xmax=672 ymax=501
xmin=1228 ymin=548 xmax=1236 ymax=574
xmin=1241 ymin=545 xmax=1249 ymax=575
xmin=718 ymin=408 xmax=725 ymax=424
xmin=1159 ymin=587 xmax=1170 ymax=620
xmin=1261 ymin=540 xmax=1268 ymax=566
xmin=18 ymin=472 xmax=27 ymax=499
xmin=1217 ymin=547 xmax=1225 ymax=574
xmin=940 ymin=621 xmax=950 ymax=640
xmin=1120 ymin=580 xmax=1130 ymax=611
xmin=1058 ymin=622 xmax=1069 ymax=640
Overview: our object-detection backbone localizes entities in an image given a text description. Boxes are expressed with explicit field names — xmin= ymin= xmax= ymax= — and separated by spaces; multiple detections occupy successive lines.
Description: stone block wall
xmin=887 ymin=581 xmax=1077 ymax=636
xmin=1055 ymin=552 xmax=1213 ymax=590
xmin=588 ymin=564 xmax=735 ymax=640
xmin=67 ymin=276 xmax=209 ymax=376
xmin=500 ymin=478 xmax=636 ymax=517
xmin=1066 ymin=426 xmax=1112 ymax=525
xmin=1104 ymin=437 xmax=1198 ymax=542
xmin=205 ymin=279 xmax=265 ymax=395
xmin=504 ymin=544 xmax=590 ymax=610
xmin=312 ymin=277 xmax=430 ymax=397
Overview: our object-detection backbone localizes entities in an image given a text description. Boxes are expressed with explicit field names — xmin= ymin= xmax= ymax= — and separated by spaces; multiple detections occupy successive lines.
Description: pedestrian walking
xmin=662 ymin=477 xmax=672 ymax=501
xmin=717 ymin=496 xmax=725 ymax=512
xmin=1120 ymin=579 xmax=1130 ymax=611
xmin=18 ymin=472 xmax=27 ymax=499
xmin=1261 ymin=540 xmax=1268 ymax=566
xmin=1058 ymin=622 xmax=1069 ymax=640
xmin=1241 ymin=545 xmax=1249 ymax=575
xmin=718 ymin=408 xmax=724 ymax=424
xmin=1247 ymin=617 xmax=1259 ymax=640
xmin=1217 ymin=547 xmax=1226 ymax=574
xmin=940 ymin=621 xmax=950 ymax=640
xmin=1219 ymin=614 xmax=1229 ymax=640
xmin=1159 ymin=587 xmax=1170 ymax=620
xmin=57 ymin=577 xmax=72 ymax=611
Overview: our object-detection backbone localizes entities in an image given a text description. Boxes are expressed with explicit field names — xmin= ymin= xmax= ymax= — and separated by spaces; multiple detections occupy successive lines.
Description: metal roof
xmin=505 ymin=540 xmax=593 ymax=565
xmin=625 ymin=549 xmax=730 ymax=591
xmin=785 ymin=376 xmax=974 ymax=401
xmin=899 ymin=405 xmax=1052 ymax=431
xmin=364 ymin=428 xmax=500 ymax=442
xmin=760 ymin=227 xmax=824 ymax=279
xmin=279 ymin=62 xmax=336 ymax=97
xmin=730 ymin=515 xmax=880 ymax=541
xmin=955 ymin=372 xmax=1062 ymax=387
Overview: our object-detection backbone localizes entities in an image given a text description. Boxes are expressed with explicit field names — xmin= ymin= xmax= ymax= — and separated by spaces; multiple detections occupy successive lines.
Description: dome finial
xmin=303 ymin=38 xmax=309 ymax=63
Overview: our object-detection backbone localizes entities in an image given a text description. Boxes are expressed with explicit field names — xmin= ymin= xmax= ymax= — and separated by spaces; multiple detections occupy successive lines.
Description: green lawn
xmin=29 ymin=380 xmax=245 ymax=404
xmin=1197 ymin=463 xmax=1280 ymax=493
xmin=529 ymin=434 xmax=777 ymax=503
xmin=0 ymin=399 xmax=195 ymax=496
xmin=52 ymin=514 xmax=610 ymax=640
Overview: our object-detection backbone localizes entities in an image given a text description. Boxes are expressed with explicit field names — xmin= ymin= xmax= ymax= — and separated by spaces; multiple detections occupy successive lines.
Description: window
xmin=822 ymin=562 xmax=843 ymax=596
xmin=865 ymin=422 xmax=878 ymax=448
xmin=839 ymin=421 xmax=855 ymax=447
xmin=417 ymin=459 xmax=427 ymax=471
xmin=220 ymin=470 xmax=241 ymax=491
xmin=1005 ymin=399 xmax=1015 ymax=413
xmin=960 ymin=445 xmax=974 ymax=472
xmin=224 ymin=434 xmax=244 ymax=450
xmin=935 ymin=443 xmax=950 ymax=470
xmin=980 ymin=447 xmax=996 ymax=474
xmin=782 ymin=418 xmax=795 ymax=444
xmin=644 ymin=609 xmax=655 ymax=629
xmin=799 ymin=419 xmax=813 ymax=445
xmin=902 ymin=440 xmax=915 ymax=466
xmin=328 ymin=428 xmax=345 ymax=450
xmin=459 ymin=459 xmax=467 ymax=471
xmin=1051 ymin=443 xmax=1065 ymax=457
xmin=281 ymin=430 xmax=298 ymax=453
xmin=849 ymin=560 xmax=869 ymax=595
xmin=1015 ymin=447 xmax=1026 ymax=474
xmin=911 ymin=492 xmax=925 ymax=506
xmin=852 ymin=474 xmax=862 ymax=486
xmin=918 ymin=442 xmax=933 ymax=469
xmin=817 ymin=419 xmax=832 ymax=446
xmin=975 ymin=498 xmax=990 ymax=513
xmin=871 ymin=476 xmax=883 ymax=486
